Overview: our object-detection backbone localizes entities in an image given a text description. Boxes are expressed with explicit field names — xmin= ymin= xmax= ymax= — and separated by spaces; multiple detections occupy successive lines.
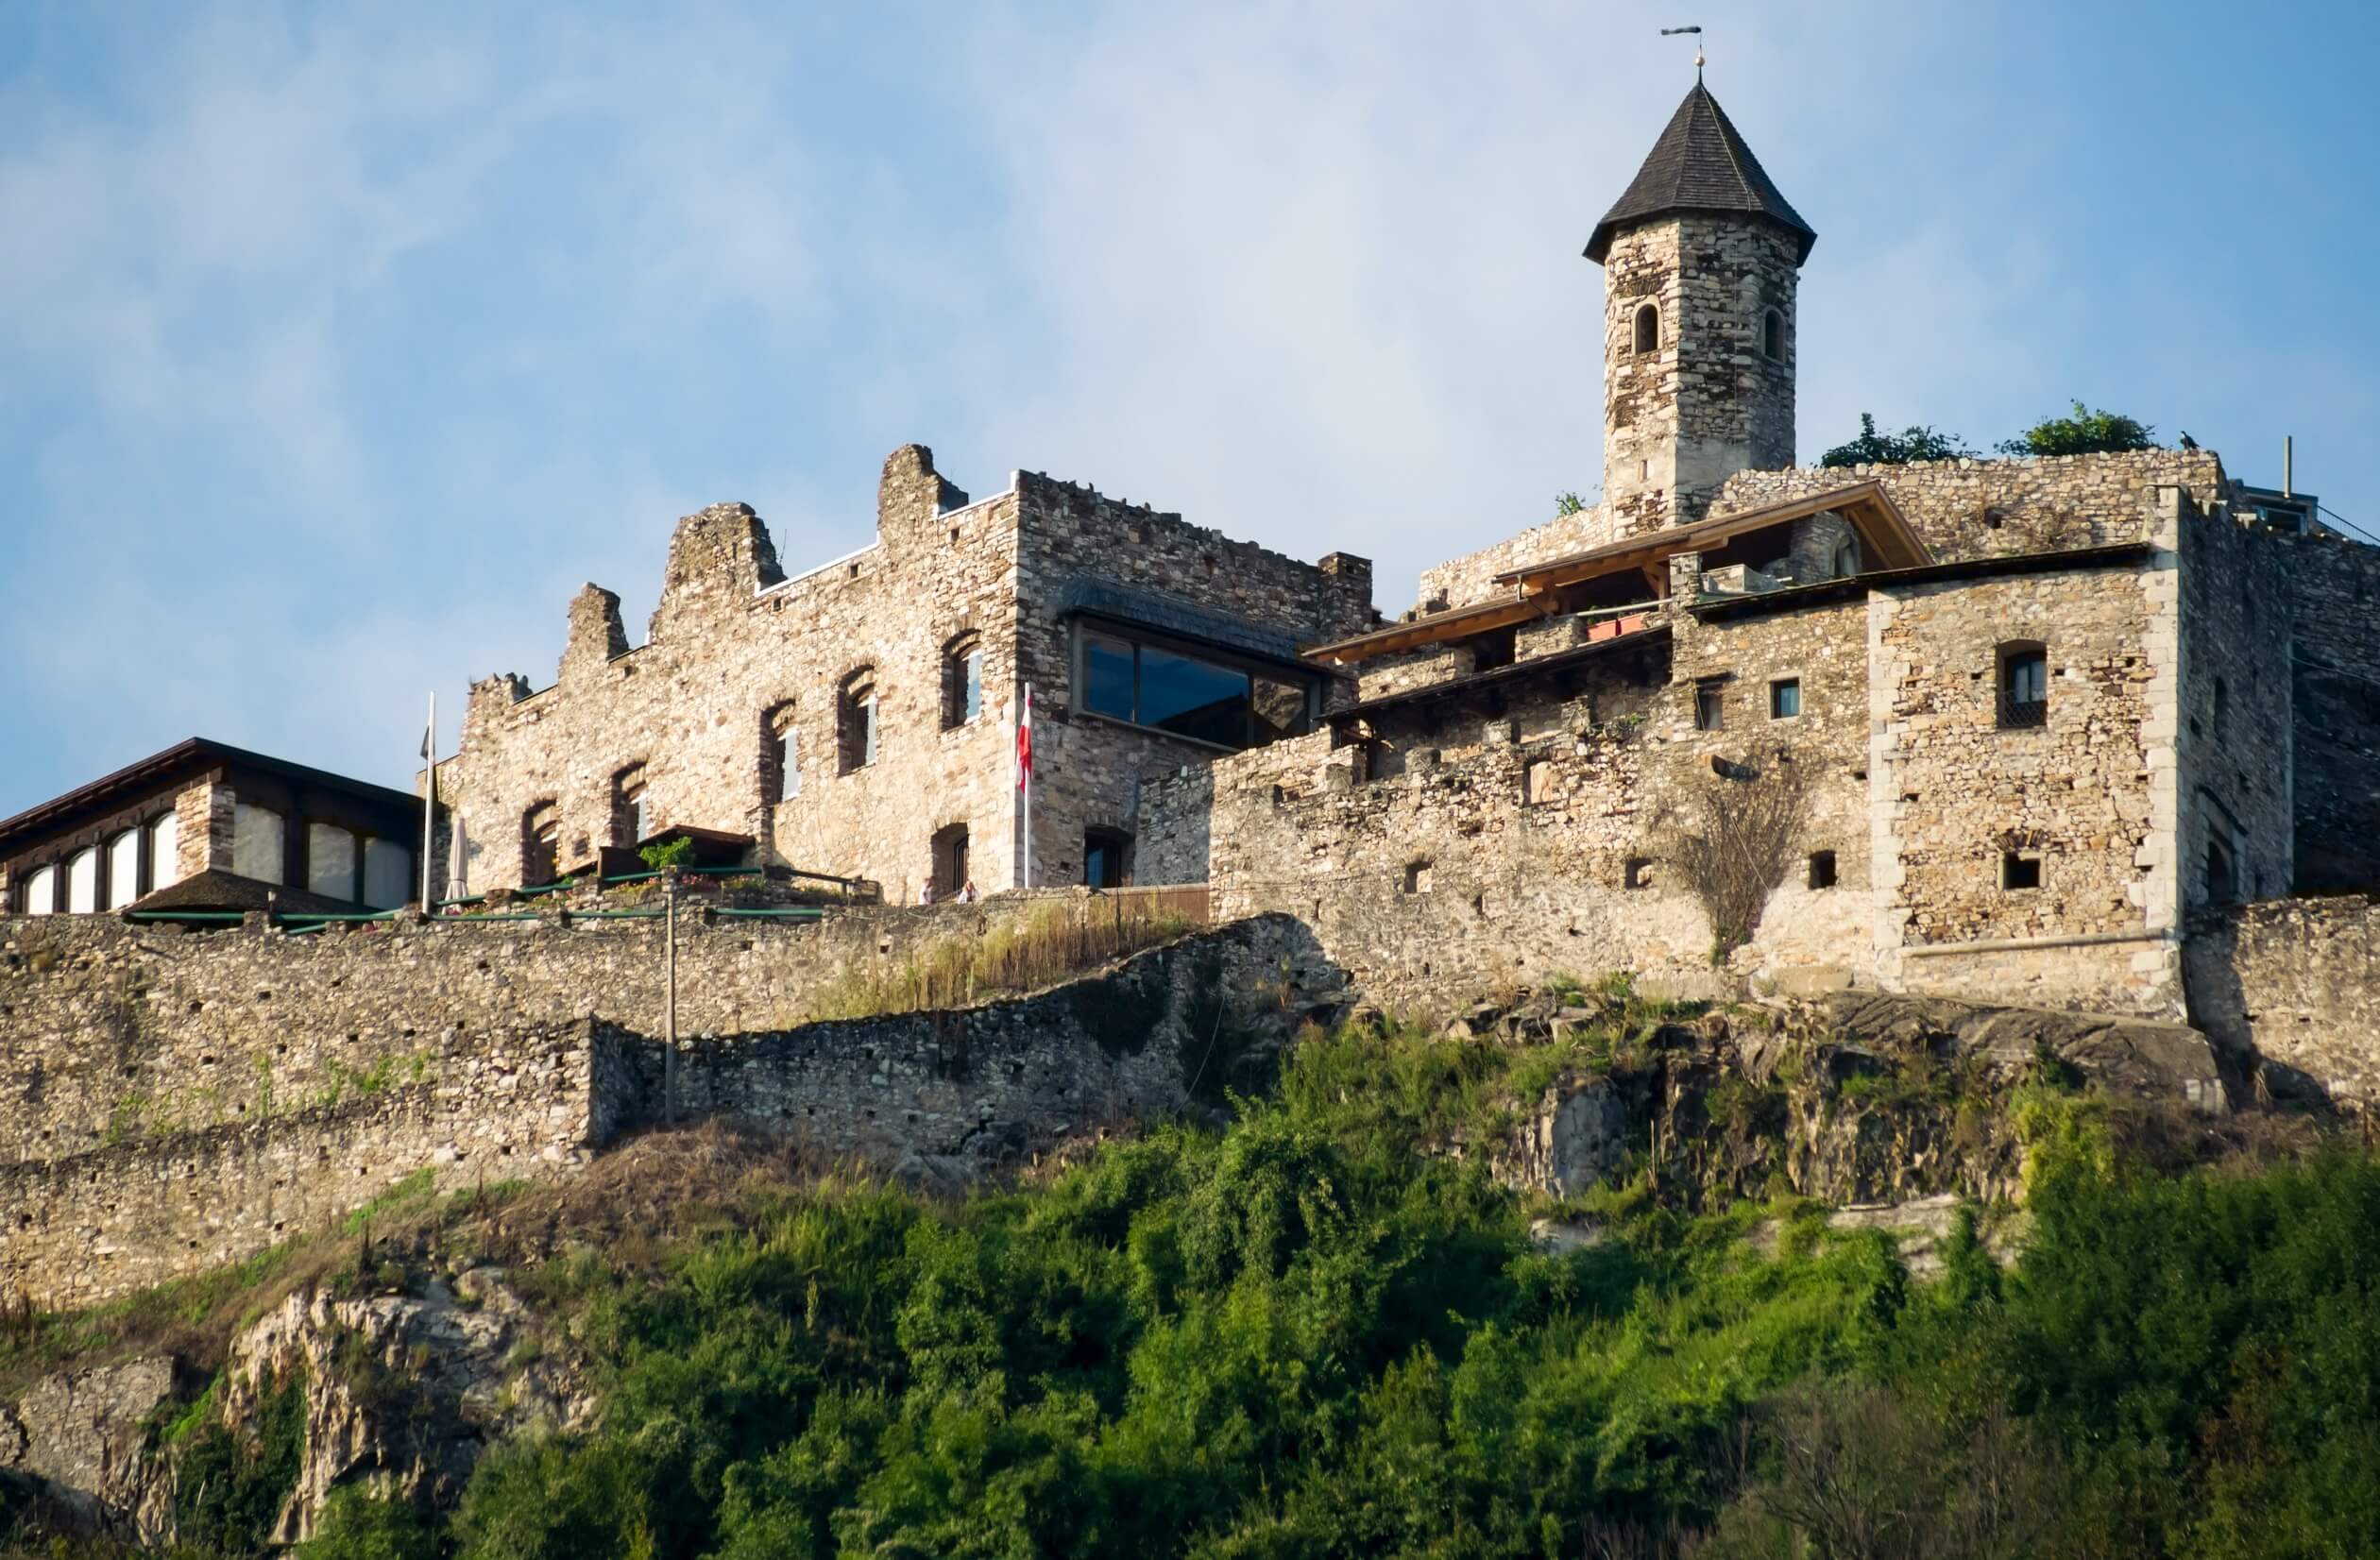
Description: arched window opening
xmin=1997 ymin=642 xmax=2048 ymax=729
xmin=108 ymin=830 xmax=143 ymax=908
xmin=22 ymin=863 xmax=57 ymax=915
xmin=944 ymin=634 xmax=984 ymax=729
xmin=522 ymin=802 xmax=560 ymax=888
xmin=1633 ymin=301 xmax=1659 ymax=354
xmin=840 ymin=670 xmax=878 ymax=773
xmin=307 ymin=822 xmax=358 ymax=901
xmin=611 ymin=764 xmax=650 ymax=847
xmin=148 ymin=813 xmax=180 ymax=892
xmin=66 ymin=846 xmax=99 ymax=912
xmin=763 ymin=704 xmax=799 ymax=805
xmin=1762 ymin=307 xmax=1785 ymax=362
xmin=931 ymin=822 xmax=972 ymax=900
xmin=1084 ymin=827 xmax=1131 ymax=890
xmin=231 ymin=803 xmax=285 ymax=885
xmin=2205 ymin=833 xmax=2237 ymax=905
xmin=363 ymin=839 xmax=411 ymax=909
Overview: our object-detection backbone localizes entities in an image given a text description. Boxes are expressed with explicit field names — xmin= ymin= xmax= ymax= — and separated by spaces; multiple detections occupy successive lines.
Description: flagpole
xmin=420 ymin=691 xmax=436 ymax=910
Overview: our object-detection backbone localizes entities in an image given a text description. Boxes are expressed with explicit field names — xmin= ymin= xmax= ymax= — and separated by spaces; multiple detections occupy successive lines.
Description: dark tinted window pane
xmin=2005 ymin=653 xmax=2046 ymax=704
xmin=1139 ymin=647 xmax=1249 ymax=746
xmin=1252 ymin=673 xmax=1311 ymax=746
xmin=1086 ymin=636 xmax=1136 ymax=720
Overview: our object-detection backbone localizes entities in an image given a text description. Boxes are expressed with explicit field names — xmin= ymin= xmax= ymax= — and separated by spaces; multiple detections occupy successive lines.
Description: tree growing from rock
xmin=1821 ymin=413 xmax=1976 ymax=468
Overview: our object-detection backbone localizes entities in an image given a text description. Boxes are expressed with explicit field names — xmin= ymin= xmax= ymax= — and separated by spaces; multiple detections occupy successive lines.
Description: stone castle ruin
xmin=6 ymin=79 xmax=2380 ymax=1310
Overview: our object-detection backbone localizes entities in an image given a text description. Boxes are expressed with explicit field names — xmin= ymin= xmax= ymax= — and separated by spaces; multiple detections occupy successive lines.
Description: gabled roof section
xmin=1585 ymin=82 xmax=1816 ymax=265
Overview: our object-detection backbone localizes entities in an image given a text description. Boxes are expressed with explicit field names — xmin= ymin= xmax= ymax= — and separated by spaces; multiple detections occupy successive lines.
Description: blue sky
xmin=3 ymin=0 xmax=2374 ymax=815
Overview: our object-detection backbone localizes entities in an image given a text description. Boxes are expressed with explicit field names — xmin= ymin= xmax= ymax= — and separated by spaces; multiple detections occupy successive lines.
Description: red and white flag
xmin=1016 ymin=684 xmax=1033 ymax=790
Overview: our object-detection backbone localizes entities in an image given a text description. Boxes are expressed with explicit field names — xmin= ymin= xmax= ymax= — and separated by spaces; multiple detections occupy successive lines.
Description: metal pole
xmin=664 ymin=873 xmax=678 ymax=1126
xmin=420 ymin=691 xmax=436 ymax=910
xmin=2284 ymin=434 xmax=2293 ymax=499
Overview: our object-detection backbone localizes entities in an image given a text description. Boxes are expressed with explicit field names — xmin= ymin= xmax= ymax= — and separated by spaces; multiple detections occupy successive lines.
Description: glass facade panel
xmin=67 ymin=847 xmax=98 ymax=912
xmin=24 ymin=864 xmax=56 ymax=915
xmin=308 ymin=824 xmax=357 ymax=900
xmin=149 ymin=814 xmax=180 ymax=890
xmin=1138 ymin=647 xmax=1250 ymax=747
xmin=363 ymin=839 xmax=411 ymax=908
xmin=1085 ymin=636 xmax=1135 ymax=720
xmin=232 ymin=803 xmax=285 ymax=884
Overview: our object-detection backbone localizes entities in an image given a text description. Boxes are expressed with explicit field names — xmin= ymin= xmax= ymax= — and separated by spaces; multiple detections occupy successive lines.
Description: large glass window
xmin=308 ymin=823 xmax=357 ymax=900
xmin=23 ymin=864 xmax=57 ymax=915
xmin=1077 ymin=626 xmax=1312 ymax=751
xmin=363 ymin=839 xmax=411 ymax=908
xmin=1085 ymin=635 xmax=1136 ymax=721
xmin=1139 ymin=647 xmax=1249 ymax=746
xmin=67 ymin=847 xmax=98 ymax=912
xmin=149 ymin=813 xmax=180 ymax=891
xmin=232 ymin=803 xmax=284 ymax=884
xmin=108 ymin=830 xmax=142 ymax=907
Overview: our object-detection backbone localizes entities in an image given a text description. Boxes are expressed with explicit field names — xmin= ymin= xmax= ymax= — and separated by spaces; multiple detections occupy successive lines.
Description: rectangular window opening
xmin=2001 ymin=852 xmax=2042 ymax=891
xmin=1624 ymin=856 xmax=1653 ymax=890
xmin=1523 ymin=757 xmax=1552 ymax=805
xmin=1807 ymin=851 xmax=1837 ymax=890
xmin=1694 ymin=685 xmax=1725 ymax=732
xmin=1770 ymin=678 xmax=1801 ymax=720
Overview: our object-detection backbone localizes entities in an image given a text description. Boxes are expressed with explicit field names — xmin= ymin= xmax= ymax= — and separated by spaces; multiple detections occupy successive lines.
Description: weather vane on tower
xmin=1659 ymin=25 xmax=1705 ymax=77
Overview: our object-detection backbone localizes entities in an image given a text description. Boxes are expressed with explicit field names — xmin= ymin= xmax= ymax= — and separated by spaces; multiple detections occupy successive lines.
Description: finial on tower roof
xmin=1659 ymin=24 xmax=1704 ymax=78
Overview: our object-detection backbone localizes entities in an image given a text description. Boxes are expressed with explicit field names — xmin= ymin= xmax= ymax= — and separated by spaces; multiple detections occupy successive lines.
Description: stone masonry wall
xmin=604 ymin=913 xmax=1326 ymax=1177
xmin=2270 ymin=527 xmax=2380 ymax=890
xmin=0 ymin=918 xmax=1333 ymax=1308
xmin=1865 ymin=541 xmax=2178 ymax=1015
xmin=1601 ymin=216 xmax=1799 ymax=539
xmin=3 ymin=1022 xmax=599 ymax=1309
xmin=2173 ymin=488 xmax=2295 ymax=907
xmin=2184 ymin=896 xmax=2380 ymax=1109
xmin=0 ymin=897 xmax=1146 ymax=1164
xmin=1007 ymin=473 xmax=1373 ymax=889
xmin=1717 ymin=449 xmax=2231 ymax=570
xmin=436 ymin=445 xmax=1369 ymax=904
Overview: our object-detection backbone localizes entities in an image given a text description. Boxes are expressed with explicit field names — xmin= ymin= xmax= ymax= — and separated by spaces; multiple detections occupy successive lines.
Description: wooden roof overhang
xmin=1495 ymin=483 xmax=1930 ymax=591
xmin=1325 ymin=621 xmax=1674 ymax=724
xmin=1301 ymin=483 xmax=1929 ymax=669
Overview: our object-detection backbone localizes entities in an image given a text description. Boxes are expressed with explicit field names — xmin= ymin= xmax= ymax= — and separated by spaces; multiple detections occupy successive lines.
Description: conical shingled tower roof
xmin=1585 ymin=81 xmax=1815 ymax=265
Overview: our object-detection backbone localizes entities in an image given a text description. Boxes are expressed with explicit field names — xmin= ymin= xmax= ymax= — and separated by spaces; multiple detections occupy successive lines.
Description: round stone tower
xmin=1587 ymin=80 xmax=1815 ymax=537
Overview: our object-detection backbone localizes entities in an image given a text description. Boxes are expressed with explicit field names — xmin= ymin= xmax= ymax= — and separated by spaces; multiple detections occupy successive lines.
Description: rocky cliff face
xmin=1467 ymin=988 xmax=2234 ymax=1208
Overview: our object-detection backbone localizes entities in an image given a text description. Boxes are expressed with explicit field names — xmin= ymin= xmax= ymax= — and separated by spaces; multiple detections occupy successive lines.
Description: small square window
xmin=1770 ymin=679 xmax=1801 ymax=720
xmin=1624 ymin=857 xmax=1653 ymax=890
xmin=1403 ymin=861 xmax=1434 ymax=895
xmin=1694 ymin=685 xmax=1725 ymax=732
xmin=2001 ymin=852 xmax=2042 ymax=890
xmin=1808 ymin=851 xmax=1837 ymax=890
